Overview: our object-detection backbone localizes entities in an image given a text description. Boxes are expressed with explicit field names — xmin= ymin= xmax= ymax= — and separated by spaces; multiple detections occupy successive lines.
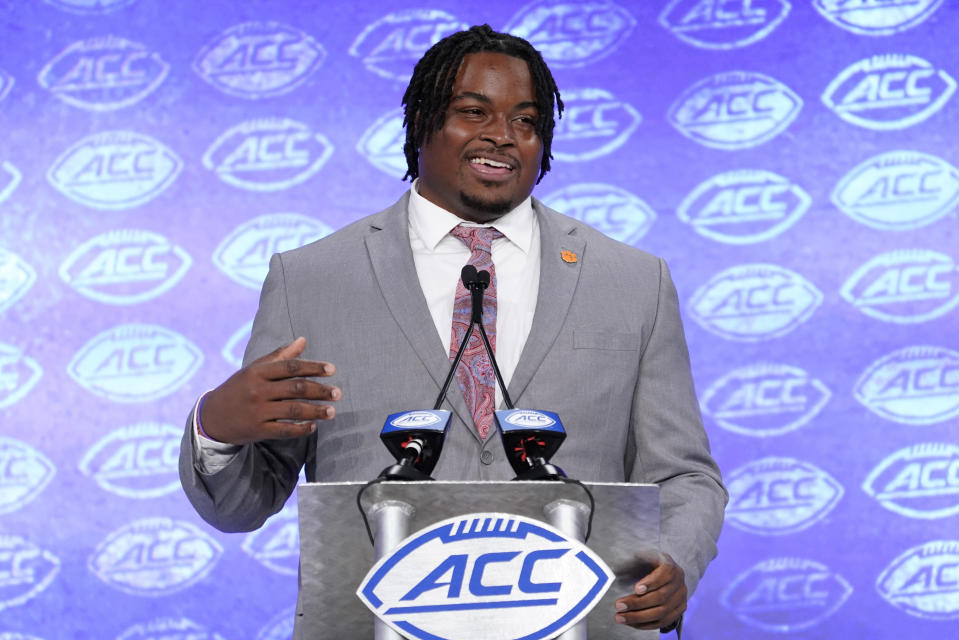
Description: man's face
xmin=417 ymin=52 xmax=544 ymax=223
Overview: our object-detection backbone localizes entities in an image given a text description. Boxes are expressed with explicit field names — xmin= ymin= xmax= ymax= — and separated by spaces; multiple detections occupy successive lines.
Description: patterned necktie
xmin=448 ymin=225 xmax=504 ymax=439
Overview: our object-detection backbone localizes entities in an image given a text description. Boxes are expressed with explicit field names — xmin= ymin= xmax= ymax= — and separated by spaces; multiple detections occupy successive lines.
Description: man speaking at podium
xmin=180 ymin=25 xmax=726 ymax=636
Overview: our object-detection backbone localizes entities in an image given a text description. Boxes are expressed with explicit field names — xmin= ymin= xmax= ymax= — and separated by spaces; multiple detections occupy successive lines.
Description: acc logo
xmin=822 ymin=54 xmax=955 ymax=131
xmin=543 ymin=183 xmax=654 ymax=245
xmin=832 ymin=151 xmax=959 ymax=231
xmin=0 ymin=248 xmax=36 ymax=313
xmin=358 ymin=514 xmax=612 ymax=640
xmin=669 ymin=71 xmax=801 ymax=150
xmin=194 ymin=22 xmax=325 ymax=99
xmin=726 ymin=457 xmax=843 ymax=535
xmin=678 ymin=169 xmax=810 ymax=244
xmin=256 ymin=607 xmax=296 ymax=640
xmin=203 ymin=118 xmax=333 ymax=192
xmin=504 ymin=0 xmax=636 ymax=67
xmin=116 ymin=617 xmax=226 ymax=640
xmin=0 ymin=535 xmax=60 ymax=612
xmin=243 ymin=504 xmax=298 ymax=576
xmin=392 ymin=411 xmax=443 ymax=428
xmin=0 ymin=343 xmax=42 ymax=410
xmin=688 ymin=264 xmax=822 ymax=341
xmin=37 ymin=36 xmax=169 ymax=111
xmin=864 ymin=443 xmax=959 ymax=520
xmin=68 ymin=323 xmax=202 ymax=403
xmin=0 ymin=437 xmax=55 ymax=514
xmin=659 ymin=0 xmax=791 ymax=50
xmin=841 ymin=249 xmax=959 ymax=324
xmin=222 ymin=320 xmax=252 ymax=368
xmin=855 ymin=345 xmax=959 ymax=425
xmin=1 ymin=160 xmax=22 ymax=204
xmin=0 ymin=68 xmax=13 ymax=103
xmin=357 ymin=108 xmax=407 ymax=178
xmin=722 ymin=557 xmax=852 ymax=631
xmin=59 ymin=230 xmax=191 ymax=305
xmin=552 ymin=89 xmax=641 ymax=161
xmin=213 ymin=213 xmax=333 ymax=289
xmin=47 ymin=130 xmax=182 ymax=210
xmin=89 ymin=517 xmax=222 ymax=596
xmin=877 ymin=540 xmax=959 ymax=619
xmin=814 ymin=0 xmax=943 ymax=36
xmin=701 ymin=363 xmax=830 ymax=437
xmin=79 ymin=422 xmax=180 ymax=499
xmin=44 ymin=0 xmax=135 ymax=14
xmin=504 ymin=410 xmax=556 ymax=428
xmin=350 ymin=10 xmax=467 ymax=81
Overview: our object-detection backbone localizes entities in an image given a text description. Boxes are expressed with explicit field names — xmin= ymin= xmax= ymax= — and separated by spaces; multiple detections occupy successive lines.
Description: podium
xmin=295 ymin=481 xmax=662 ymax=640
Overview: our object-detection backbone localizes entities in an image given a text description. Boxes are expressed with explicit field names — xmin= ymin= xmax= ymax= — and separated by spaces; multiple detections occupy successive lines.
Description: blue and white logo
xmin=543 ymin=183 xmax=655 ymax=245
xmin=222 ymin=320 xmax=252 ymax=368
xmin=116 ymin=617 xmax=226 ymax=640
xmin=876 ymin=540 xmax=959 ymax=619
xmin=0 ymin=343 xmax=42 ymax=410
xmin=242 ymin=504 xmax=298 ymax=576
xmin=44 ymin=0 xmax=136 ymax=14
xmin=37 ymin=36 xmax=169 ymax=111
xmin=841 ymin=249 xmax=959 ymax=324
xmin=701 ymin=363 xmax=830 ymax=437
xmin=194 ymin=22 xmax=325 ymax=99
xmin=832 ymin=150 xmax=959 ymax=230
xmin=47 ymin=131 xmax=182 ymax=210
xmin=89 ymin=518 xmax=222 ymax=596
xmin=203 ymin=118 xmax=334 ymax=192
xmin=503 ymin=410 xmax=557 ymax=429
xmin=0 ymin=161 xmax=22 ymax=204
xmin=390 ymin=411 xmax=444 ymax=428
xmin=358 ymin=514 xmax=613 ymax=640
xmin=350 ymin=10 xmax=467 ymax=81
xmin=256 ymin=607 xmax=295 ymax=640
xmin=689 ymin=264 xmax=822 ymax=341
xmin=659 ymin=0 xmax=791 ymax=50
xmin=669 ymin=71 xmax=801 ymax=149
xmin=722 ymin=557 xmax=852 ymax=631
xmin=0 ymin=248 xmax=36 ymax=313
xmin=0 ymin=437 xmax=55 ymax=515
xmin=814 ymin=0 xmax=943 ymax=36
xmin=59 ymin=230 xmax=192 ymax=305
xmin=68 ymin=323 xmax=202 ymax=403
xmin=855 ymin=345 xmax=959 ymax=425
xmin=822 ymin=54 xmax=955 ymax=131
xmin=0 ymin=69 xmax=12 ymax=103
xmin=726 ymin=457 xmax=843 ymax=535
xmin=678 ymin=169 xmax=810 ymax=244
xmin=79 ymin=423 xmax=180 ymax=499
xmin=863 ymin=443 xmax=959 ymax=520
xmin=0 ymin=535 xmax=60 ymax=613
xmin=504 ymin=0 xmax=636 ymax=67
xmin=213 ymin=213 xmax=333 ymax=289
xmin=552 ymin=89 xmax=641 ymax=161
xmin=357 ymin=108 xmax=407 ymax=178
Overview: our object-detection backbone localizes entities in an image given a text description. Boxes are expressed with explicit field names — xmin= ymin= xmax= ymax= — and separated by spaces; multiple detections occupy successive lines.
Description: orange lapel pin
xmin=561 ymin=250 xmax=578 ymax=263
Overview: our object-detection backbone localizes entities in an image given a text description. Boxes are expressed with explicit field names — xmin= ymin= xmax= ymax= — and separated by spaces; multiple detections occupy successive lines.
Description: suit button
xmin=480 ymin=450 xmax=493 ymax=465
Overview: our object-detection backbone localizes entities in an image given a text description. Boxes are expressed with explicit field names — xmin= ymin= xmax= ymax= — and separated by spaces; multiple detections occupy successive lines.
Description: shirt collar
xmin=408 ymin=179 xmax=535 ymax=254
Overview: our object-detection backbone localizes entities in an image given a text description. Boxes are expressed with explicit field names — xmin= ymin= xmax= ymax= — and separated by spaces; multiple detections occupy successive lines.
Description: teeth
xmin=470 ymin=157 xmax=512 ymax=169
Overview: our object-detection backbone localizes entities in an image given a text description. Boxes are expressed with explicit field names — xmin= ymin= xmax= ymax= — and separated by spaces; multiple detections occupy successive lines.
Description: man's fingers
xmin=260 ymin=358 xmax=336 ymax=380
xmin=255 ymin=337 xmax=307 ymax=365
xmin=634 ymin=562 xmax=673 ymax=594
xmin=276 ymin=379 xmax=340 ymax=401
xmin=260 ymin=420 xmax=318 ymax=440
xmin=264 ymin=400 xmax=336 ymax=422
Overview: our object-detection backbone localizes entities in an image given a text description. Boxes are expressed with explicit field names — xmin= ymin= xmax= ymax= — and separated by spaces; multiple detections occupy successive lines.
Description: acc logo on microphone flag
xmin=876 ymin=540 xmax=959 ymax=619
xmin=203 ymin=118 xmax=334 ymax=192
xmin=68 ymin=323 xmax=202 ymax=403
xmin=0 ymin=535 xmax=60 ymax=612
xmin=832 ymin=150 xmax=959 ymax=231
xmin=863 ymin=443 xmax=959 ymax=520
xmin=0 ymin=161 xmax=22 ymax=204
xmin=243 ymin=504 xmax=299 ymax=576
xmin=855 ymin=345 xmax=959 ymax=425
xmin=814 ymin=0 xmax=943 ymax=36
xmin=213 ymin=213 xmax=333 ymax=289
xmin=37 ymin=36 xmax=168 ymax=111
xmin=689 ymin=264 xmax=822 ymax=341
xmin=501 ymin=409 xmax=559 ymax=429
xmin=79 ymin=423 xmax=180 ymax=499
xmin=59 ymin=230 xmax=191 ymax=306
xmin=552 ymin=89 xmax=640 ymax=161
xmin=116 ymin=617 xmax=227 ymax=640
xmin=722 ymin=557 xmax=852 ymax=631
xmin=44 ymin=0 xmax=135 ymax=14
xmin=659 ymin=0 xmax=791 ymax=50
xmin=701 ymin=363 xmax=830 ymax=437
xmin=0 ymin=343 xmax=42 ymax=410
xmin=193 ymin=22 xmax=325 ymax=99
xmin=389 ymin=411 xmax=445 ymax=429
xmin=357 ymin=108 xmax=407 ymax=178
xmin=0 ymin=437 xmax=55 ymax=515
xmin=669 ymin=71 xmax=801 ymax=150
xmin=678 ymin=170 xmax=810 ymax=244
xmin=0 ymin=248 xmax=36 ymax=313
xmin=358 ymin=514 xmax=613 ymax=640
xmin=47 ymin=131 xmax=182 ymax=210
xmin=841 ymin=249 xmax=959 ymax=324
xmin=543 ymin=183 xmax=655 ymax=246
xmin=350 ymin=9 xmax=467 ymax=81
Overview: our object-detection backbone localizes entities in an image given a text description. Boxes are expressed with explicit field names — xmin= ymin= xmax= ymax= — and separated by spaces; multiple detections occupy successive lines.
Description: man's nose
xmin=480 ymin=114 xmax=514 ymax=146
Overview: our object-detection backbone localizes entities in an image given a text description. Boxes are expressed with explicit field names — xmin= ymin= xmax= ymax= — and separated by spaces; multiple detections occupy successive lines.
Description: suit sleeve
xmin=628 ymin=257 xmax=727 ymax=597
xmin=179 ymin=253 xmax=313 ymax=533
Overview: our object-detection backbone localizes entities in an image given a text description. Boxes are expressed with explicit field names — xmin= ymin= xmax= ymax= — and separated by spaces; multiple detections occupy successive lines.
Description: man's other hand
xmin=614 ymin=552 xmax=686 ymax=631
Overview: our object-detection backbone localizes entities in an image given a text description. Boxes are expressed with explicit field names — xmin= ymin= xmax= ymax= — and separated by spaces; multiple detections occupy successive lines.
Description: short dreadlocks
xmin=401 ymin=25 xmax=563 ymax=184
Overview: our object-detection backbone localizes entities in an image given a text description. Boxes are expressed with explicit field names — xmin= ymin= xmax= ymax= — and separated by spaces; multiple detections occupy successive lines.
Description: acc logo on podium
xmin=544 ymin=183 xmax=655 ymax=246
xmin=877 ymin=540 xmax=959 ymax=619
xmin=350 ymin=9 xmax=467 ymax=81
xmin=863 ymin=443 xmax=959 ymax=520
xmin=659 ymin=0 xmax=791 ymax=50
xmin=358 ymin=514 xmax=612 ymax=640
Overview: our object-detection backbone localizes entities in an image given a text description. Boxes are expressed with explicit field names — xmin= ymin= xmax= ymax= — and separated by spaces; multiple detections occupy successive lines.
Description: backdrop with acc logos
xmin=1 ymin=1 xmax=958 ymax=638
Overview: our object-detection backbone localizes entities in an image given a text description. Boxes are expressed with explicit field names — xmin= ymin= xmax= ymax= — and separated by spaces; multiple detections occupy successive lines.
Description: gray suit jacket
xmin=180 ymin=193 xmax=726 ymax=601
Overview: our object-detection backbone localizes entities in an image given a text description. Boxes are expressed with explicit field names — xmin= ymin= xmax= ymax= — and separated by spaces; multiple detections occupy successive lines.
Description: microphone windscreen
xmin=478 ymin=270 xmax=491 ymax=286
xmin=461 ymin=264 xmax=479 ymax=286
